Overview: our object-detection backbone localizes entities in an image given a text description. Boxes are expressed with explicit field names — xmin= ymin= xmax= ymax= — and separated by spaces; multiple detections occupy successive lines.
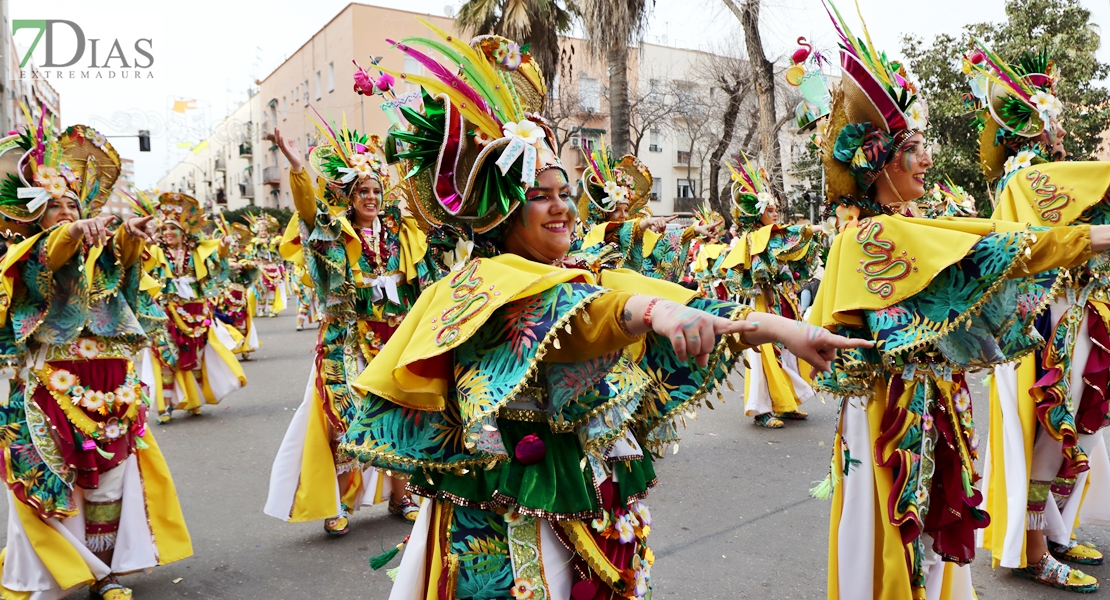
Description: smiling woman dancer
xmin=263 ymin=120 xmax=425 ymax=535
xmin=336 ymin=26 xmax=867 ymax=599
xmin=811 ymin=3 xmax=1110 ymax=598
xmin=0 ymin=122 xmax=191 ymax=600
xmin=970 ymin=41 xmax=1110 ymax=592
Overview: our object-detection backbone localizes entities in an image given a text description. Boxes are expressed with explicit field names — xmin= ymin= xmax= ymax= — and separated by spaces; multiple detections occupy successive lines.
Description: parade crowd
xmin=4 ymin=2 xmax=1110 ymax=598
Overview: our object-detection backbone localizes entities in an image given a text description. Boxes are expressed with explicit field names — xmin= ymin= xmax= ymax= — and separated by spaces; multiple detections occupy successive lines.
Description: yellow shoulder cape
xmin=350 ymin=254 xmax=698 ymax=411
xmin=808 ymin=215 xmax=1027 ymax=329
xmin=992 ymin=161 xmax=1110 ymax=227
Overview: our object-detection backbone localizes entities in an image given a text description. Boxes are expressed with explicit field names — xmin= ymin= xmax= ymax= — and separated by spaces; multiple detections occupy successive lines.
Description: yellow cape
xmin=350 ymin=254 xmax=697 ymax=411
xmin=992 ymin=161 xmax=1110 ymax=227
xmin=808 ymin=215 xmax=1028 ymax=329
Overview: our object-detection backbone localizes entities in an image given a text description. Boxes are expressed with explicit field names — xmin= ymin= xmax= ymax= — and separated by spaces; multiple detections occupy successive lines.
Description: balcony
xmin=239 ymin=143 xmax=252 ymax=157
xmin=672 ymin=197 xmax=702 ymax=213
xmin=673 ymin=151 xmax=699 ymax=168
xmin=239 ymin=182 xmax=254 ymax=199
xmin=214 ymin=158 xmax=226 ymax=171
xmin=262 ymin=166 xmax=280 ymax=185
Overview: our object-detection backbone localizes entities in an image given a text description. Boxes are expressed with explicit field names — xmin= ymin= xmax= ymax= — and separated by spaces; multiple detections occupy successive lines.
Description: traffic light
xmin=139 ymin=130 xmax=150 ymax=152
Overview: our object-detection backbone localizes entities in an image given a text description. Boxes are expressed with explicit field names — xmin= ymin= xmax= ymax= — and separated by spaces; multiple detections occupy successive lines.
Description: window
xmin=303 ymin=80 xmax=309 ymax=104
xmin=677 ymin=179 xmax=697 ymax=199
xmin=578 ymin=77 xmax=600 ymax=112
xmin=285 ymin=191 xmax=291 ymax=209
xmin=328 ymin=62 xmax=335 ymax=92
xmin=315 ymin=72 xmax=322 ymax=99
xmin=403 ymin=55 xmax=423 ymax=92
xmin=676 ymin=150 xmax=691 ymax=165
xmin=647 ymin=79 xmax=662 ymax=104
xmin=281 ymin=96 xmax=286 ymax=120
xmin=305 ymin=134 xmax=313 ymax=160
xmin=650 ymin=178 xmax=662 ymax=202
xmin=649 ymin=129 xmax=662 ymax=153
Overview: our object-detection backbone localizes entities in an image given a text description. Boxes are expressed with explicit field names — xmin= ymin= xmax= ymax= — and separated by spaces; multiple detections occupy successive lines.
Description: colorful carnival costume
xmin=719 ymin=160 xmax=821 ymax=428
xmin=0 ymin=122 xmax=191 ymax=600
xmin=576 ymin=147 xmax=707 ymax=282
xmin=278 ymin=215 xmax=321 ymax=332
xmin=153 ymin=193 xmax=246 ymax=422
xmin=218 ymin=222 xmax=260 ymax=358
xmin=810 ymin=5 xmax=1109 ymax=598
xmin=336 ymin=27 xmax=769 ymax=600
xmin=263 ymin=114 xmax=426 ymax=534
xmin=968 ymin=42 xmax=1110 ymax=591
xmin=245 ymin=214 xmax=286 ymax=317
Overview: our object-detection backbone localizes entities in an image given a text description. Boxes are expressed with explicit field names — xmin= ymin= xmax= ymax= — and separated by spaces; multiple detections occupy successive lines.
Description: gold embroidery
xmin=1025 ymin=168 xmax=1073 ymax=223
xmin=855 ymin=218 xmax=914 ymax=299
xmin=435 ymin=260 xmax=491 ymax=347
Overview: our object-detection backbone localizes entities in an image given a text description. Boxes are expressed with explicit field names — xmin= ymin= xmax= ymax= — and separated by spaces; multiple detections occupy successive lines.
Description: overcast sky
xmin=17 ymin=0 xmax=1110 ymax=188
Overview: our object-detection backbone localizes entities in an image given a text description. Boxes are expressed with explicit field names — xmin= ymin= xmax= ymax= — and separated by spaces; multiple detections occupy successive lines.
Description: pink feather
xmin=386 ymin=39 xmax=492 ymax=116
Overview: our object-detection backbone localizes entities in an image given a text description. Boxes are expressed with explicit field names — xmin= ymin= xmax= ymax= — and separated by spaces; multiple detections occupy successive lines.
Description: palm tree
xmin=578 ymin=0 xmax=652 ymax=156
xmin=455 ymin=0 xmax=577 ymax=89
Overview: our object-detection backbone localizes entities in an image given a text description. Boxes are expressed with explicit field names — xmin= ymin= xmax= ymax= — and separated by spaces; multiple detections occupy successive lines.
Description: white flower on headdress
xmin=502 ymin=120 xmax=544 ymax=145
xmin=349 ymin=153 xmax=369 ymax=167
xmin=473 ymin=130 xmax=494 ymax=146
xmin=755 ymin=191 xmax=775 ymax=215
xmin=603 ymin=181 xmax=621 ymax=197
xmin=611 ymin=186 xmax=629 ymax=203
xmin=1030 ymin=90 xmax=1063 ymax=119
xmin=33 ymin=166 xmax=67 ymax=200
xmin=1003 ymin=150 xmax=1037 ymax=175
xmin=906 ymin=99 xmax=929 ymax=131
xmin=353 ymin=159 xmax=378 ymax=179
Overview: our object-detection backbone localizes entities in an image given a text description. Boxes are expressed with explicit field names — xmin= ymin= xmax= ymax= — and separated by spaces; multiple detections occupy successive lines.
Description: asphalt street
xmin=15 ymin=311 xmax=1109 ymax=599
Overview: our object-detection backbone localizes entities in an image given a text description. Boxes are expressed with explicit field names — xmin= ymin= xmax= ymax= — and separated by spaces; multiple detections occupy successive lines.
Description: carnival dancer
xmin=154 ymin=193 xmax=246 ymax=422
xmin=719 ymin=159 xmax=821 ymax=429
xmin=810 ymin=4 xmax=1110 ymax=598
xmin=220 ymin=222 xmax=261 ymax=359
xmin=335 ymin=26 xmax=869 ymax=599
xmin=263 ymin=118 xmax=424 ymax=534
xmin=576 ymin=142 xmax=717 ymax=281
xmin=245 ymin=213 xmax=286 ymax=317
xmin=0 ymin=122 xmax=192 ymax=600
xmin=278 ymin=215 xmax=321 ymax=332
xmin=968 ymin=42 xmax=1110 ymax=592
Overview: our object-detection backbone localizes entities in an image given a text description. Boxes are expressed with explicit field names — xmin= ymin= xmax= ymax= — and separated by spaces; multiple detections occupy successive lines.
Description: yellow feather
xmin=416 ymin=18 xmax=519 ymax=122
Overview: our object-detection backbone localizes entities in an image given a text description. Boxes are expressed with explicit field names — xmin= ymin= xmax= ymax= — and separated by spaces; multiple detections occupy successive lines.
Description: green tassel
xmin=135 ymin=436 xmax=150 ymax=450
xmin=387 ymin=566 xmax=400 ymax=582
xmin=95 ymin=446 xmax=115 ymax=460
xmin=809 ymin=472 xmax=838 ymax=500
xmin=369 ymin=535 xmax=409 ymax=570
xmin=962 ymin=469 xmax=973 ymax=497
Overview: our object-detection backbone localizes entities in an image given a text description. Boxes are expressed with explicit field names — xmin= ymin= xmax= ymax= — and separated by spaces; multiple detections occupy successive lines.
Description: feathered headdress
xmin=926 ymin=178 xmax=978 ymax=218
xmin=822 ymin=0 xmax=928 ymax=211
xmin=123 ymin=187 xmax=158 ymax=218
xmin=964 ymin=40 xmax=1060 ymax=179
xmin=307 ymin=109 xmax=391 ymax=203
xmin=786 ymin=37 xmax=833 ymax=131
xmin=156 ymin=192 xmax=206 ymax=236
xmin=577 ymin=138 xmax=653 ymax=226
xmin=728 ymin=155 xmax=776 ymax=231
xmin=245 ymin=212 xmax=280 ymax=237
xmin=382 ymin=22 xmax=558 ymax=233
xmin=693 ymin=201 xmax=724 ymax=230
xmin=0 ymin=112 xmax=121 ymax=232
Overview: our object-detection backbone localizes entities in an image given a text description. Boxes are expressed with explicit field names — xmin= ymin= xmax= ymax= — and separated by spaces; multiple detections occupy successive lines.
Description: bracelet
xmin=642 ymin=297 xmax=662 ymax=330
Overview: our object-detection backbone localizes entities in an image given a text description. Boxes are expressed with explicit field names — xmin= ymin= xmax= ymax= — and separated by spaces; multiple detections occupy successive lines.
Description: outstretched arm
xmin=622 ymin=296 xmax=872 ymax=371
xmin=275 ymin=128 xmax=317 ymax=228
